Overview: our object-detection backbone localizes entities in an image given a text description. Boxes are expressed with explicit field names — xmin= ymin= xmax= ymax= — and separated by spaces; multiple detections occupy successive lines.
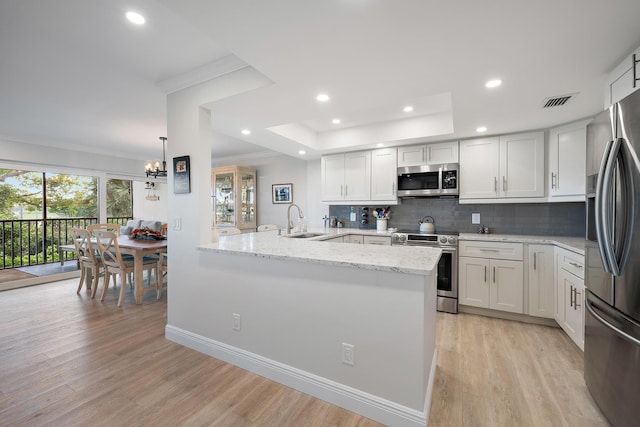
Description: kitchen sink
xmin=281 ymin=232 xmax=327 ymax=239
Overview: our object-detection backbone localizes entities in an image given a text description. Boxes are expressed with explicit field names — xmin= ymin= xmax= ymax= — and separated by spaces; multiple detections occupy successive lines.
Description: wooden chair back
xmin=87 ymin=223 xmax=120 ymax=237
xmin=71 ymin=227 xmax=100 ymax=266
xmin=94 ymin=231 xmax=125 ymax=270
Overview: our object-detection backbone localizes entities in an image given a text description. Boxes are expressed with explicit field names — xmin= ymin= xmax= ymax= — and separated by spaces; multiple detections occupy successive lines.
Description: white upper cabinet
xmin=397 ymin=145 xmax=426 ymax=167
xmin=427 ymin=141 xmax=459 ymax=164
xmin=397 ymin=141 xmax=458 ymax=167
xmin=343 ymin=151 xmax=371 ymax=200
xmin=322 ymin=148 xmax=399 ymax=204
xmin=459 ymin=137 xmax=500 ymax=199
xmin=370 ymin=148 xmax=398 ymax=201
xmin=499 ymin=131 xmax=545 ymax=198
xmin=605 ymin=44 xmax=640 ymax=106
xmin=548 ymin=120 xmax=589 ymax=201
xmin=321 ymin=154 xmax=346 ymax=201
xmin=460 ymin=131 xmax=545 ymax=201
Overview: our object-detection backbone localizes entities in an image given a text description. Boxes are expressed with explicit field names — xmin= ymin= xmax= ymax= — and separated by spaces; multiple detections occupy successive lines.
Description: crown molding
xmin=156 ymin=54 xmax=249 ymax=94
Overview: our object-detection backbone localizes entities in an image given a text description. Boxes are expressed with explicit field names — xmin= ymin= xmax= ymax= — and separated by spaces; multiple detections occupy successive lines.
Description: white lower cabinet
xmin=459 ymin=241 xmax=524 ymax=314
xmin=346 ymin=235 xmax=364 ymax=244
xmin=555 ymin=247 xmax=585 ymax=350
xmin=528 ymin=244 xmax=555 ymax=318
xmin=324 ymin=234 xmax=391 ymax=245
xmin=363 ymin=235 xmax=391 ymax=246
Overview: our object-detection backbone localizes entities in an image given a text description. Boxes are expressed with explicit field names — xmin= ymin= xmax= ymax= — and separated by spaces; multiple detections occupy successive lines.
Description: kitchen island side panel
xmin=167 ymin=250 xmax=436 ymax=414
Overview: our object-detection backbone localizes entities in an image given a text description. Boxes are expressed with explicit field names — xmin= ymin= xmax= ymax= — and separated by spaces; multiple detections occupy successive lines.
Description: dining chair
xmin=87 ymin=223 xmax=120 ymax=236
xmin=219 ymin=227 xmax=242 ymax=236
xmin=95 ymin=231 xmax=158 ymax=306
xmin=156 ymin=253 xmax=167 ymax=300
xmin=71 ymin=227 xmax=103 ymax=297
xmin=257 ymin=224 xmax=279 ymax=232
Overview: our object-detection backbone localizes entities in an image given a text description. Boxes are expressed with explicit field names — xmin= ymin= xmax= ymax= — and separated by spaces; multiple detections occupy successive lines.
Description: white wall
xmin=213 ymin=153 xmax=326 ymax=229
xmin=0 ymin=138 xmax=143 ymax=176
xmin=0 ymin=137 xmax=160 ymax=222
xmin=306 ymin=159 xmax=328 ymax=227
xmin=132 ymin=181 xmax=168 ymax=223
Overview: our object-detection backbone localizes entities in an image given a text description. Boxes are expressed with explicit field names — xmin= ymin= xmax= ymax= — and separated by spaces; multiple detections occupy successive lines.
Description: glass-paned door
xmin=239 ymin=171 xmax=255 ymax=226
xmin=214 ymin=171 xmax=236 ymax=226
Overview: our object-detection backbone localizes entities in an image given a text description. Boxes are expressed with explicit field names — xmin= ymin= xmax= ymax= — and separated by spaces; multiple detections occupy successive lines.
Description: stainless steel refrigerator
xmin=585 ymin=88 xmax=640 ymax=427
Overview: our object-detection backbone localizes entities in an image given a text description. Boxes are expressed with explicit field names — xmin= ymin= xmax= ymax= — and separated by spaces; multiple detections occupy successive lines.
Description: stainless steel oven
xmin=391 ymin=231 xmax=458 ymax=313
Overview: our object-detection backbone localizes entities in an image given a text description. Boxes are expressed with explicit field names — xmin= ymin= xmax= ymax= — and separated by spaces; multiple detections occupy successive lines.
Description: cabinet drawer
xmin=363 ymin=235 xmax=391 ymax=245
xmin=459 ymin=240 xmax=523 ymax=261
xmin=557 ymin=248 xmax=584 ymax=279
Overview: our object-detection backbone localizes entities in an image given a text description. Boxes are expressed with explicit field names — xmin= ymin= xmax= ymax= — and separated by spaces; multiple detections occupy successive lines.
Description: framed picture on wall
xmin=173 ymin=155 xmax=190 ymax=194
xmin=272 ymin=183 xmax=292 ymax=204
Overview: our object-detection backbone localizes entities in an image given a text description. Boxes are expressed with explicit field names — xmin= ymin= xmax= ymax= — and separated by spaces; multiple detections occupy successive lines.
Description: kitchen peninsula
xmin=165 ymin=230 xmax=441 ymax=427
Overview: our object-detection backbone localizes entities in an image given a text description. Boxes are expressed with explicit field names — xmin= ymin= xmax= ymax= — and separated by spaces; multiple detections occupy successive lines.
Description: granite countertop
xmin=198 ymin=227 xmax=440 ymax=276
xmin=459 ymin=233 xmax=586 ymax=255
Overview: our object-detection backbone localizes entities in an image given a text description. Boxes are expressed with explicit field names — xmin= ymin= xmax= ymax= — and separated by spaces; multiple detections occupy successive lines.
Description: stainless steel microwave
xmin=397 ymin=163 xmax=459 ymax=197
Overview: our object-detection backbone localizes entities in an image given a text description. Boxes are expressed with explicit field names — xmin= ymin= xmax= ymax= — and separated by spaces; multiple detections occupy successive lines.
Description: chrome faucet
xmin=287 ymin=203 xmax=305 ymax=234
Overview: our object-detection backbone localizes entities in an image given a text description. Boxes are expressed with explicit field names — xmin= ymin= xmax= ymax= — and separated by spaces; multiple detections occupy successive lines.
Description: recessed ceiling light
xmin=316 ymin=93 xmax=330 ymax=102
xmin=485 ymin=79 xmax=502 ymax=88
xmin=403 ymin=106 xmax=414 ymax=113
xmin=332 ymin=118 xmax=341 ymax=124
xmin=125 ymin=11 xmax=145 ymax=25
xmin=298 ymin=150 xmax=306 ymax=155
xmin=476 ymin=126 xmax=488 ymax=133
xmin=376 ymin=143 xmax=384 ymax=147
xmin=241 ymin=129 xmax=251 ymax=135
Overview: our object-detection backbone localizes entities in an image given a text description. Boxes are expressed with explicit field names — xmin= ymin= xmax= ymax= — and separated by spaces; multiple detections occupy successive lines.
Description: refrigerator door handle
xmin=600 ymin=137 xmax=623 ymax=275
xmin=616 ymin=139 xmax=635 ymax=276
xmin=586 ymin=297 xmax=640 ymax=347
xmin=595 ymin=139 xmax=615 ymax=273
xmin=614 ymin=105 xmax=638 ymax=277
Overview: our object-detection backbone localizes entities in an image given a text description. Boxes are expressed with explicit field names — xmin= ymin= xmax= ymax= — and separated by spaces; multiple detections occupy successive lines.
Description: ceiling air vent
xmin=542 ymin=93 xmax=576 ymax=108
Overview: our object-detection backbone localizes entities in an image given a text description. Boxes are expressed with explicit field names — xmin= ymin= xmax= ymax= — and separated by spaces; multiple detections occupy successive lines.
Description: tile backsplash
xmin=329 ymin=198 xmax=585 ymax=237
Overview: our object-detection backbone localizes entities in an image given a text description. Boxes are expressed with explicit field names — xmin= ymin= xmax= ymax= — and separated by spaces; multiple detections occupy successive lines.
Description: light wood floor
xmin=0 ymin=279 xmax=609 ymax=427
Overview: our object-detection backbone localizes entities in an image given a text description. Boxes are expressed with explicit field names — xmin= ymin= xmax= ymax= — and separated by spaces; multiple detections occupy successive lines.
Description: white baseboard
xmin=166 ymin=324 xmax=432 ymax=427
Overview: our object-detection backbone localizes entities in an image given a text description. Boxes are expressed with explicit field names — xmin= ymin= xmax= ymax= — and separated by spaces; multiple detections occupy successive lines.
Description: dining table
xmin=116 ymin=235 xmax=167 ymax=304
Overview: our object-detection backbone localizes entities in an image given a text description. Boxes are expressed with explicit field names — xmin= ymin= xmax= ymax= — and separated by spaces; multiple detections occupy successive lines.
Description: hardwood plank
xmin=0 ymin=279 xmax=609 ymax=427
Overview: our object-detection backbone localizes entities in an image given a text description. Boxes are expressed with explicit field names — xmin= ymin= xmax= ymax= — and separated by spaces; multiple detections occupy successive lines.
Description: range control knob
xmin=439 ymin=236 xmax=447 ymax=244
xmin=448 ymin=236 xmax=457 ymax=245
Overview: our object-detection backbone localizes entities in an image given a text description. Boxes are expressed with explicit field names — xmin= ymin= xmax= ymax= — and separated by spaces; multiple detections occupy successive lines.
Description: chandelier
xmin=145 ymin=136 xmax=168 ymax=178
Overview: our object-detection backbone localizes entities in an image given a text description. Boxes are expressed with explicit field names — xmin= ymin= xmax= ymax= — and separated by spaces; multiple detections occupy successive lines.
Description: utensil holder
xmin=376 ymin=218 xmax=387 ymax=232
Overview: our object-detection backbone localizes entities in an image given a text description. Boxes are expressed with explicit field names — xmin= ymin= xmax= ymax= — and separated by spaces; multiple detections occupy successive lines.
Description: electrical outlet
xmin=173 ymin=217 xmax=182 ymax=230
xmin=472 ymin=213 xmax=481 ymax=224
xmin=232 ymin=313 xmax=241 ymax=331
xmin=342 ymin=343 xmax=355 ymax=366
xmin=350 ymin=211 xmax=356 ymax=221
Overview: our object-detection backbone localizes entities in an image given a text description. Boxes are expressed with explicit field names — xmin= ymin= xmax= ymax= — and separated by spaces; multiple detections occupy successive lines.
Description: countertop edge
xmin=197 ymin=241 xmax=439 ymax=276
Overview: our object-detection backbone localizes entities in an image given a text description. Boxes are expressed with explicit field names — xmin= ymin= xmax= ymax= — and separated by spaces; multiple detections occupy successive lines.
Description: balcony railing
xmin=0 ymin=216 xmax=132 ymax=270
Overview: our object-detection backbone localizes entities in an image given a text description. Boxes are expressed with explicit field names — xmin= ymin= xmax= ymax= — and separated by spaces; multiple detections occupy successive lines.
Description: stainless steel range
xmin=391 ymin=231 xmax=458 ymax=314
